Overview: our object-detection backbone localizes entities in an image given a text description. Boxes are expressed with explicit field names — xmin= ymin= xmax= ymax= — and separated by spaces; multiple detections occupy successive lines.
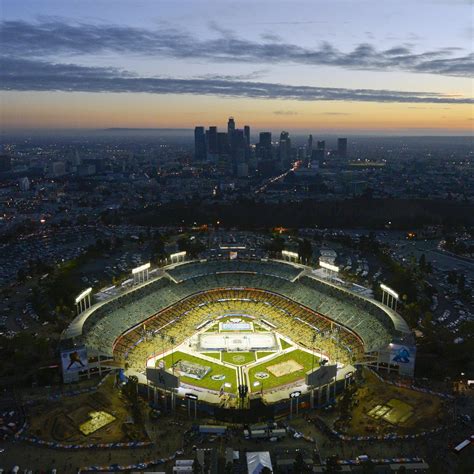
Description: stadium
xmin=61 ymin=258 xmax=415 ymax=418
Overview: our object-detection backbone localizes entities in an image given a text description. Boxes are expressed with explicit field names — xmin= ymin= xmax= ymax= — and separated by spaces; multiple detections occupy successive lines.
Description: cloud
xmin=273 ymin=110 xmax=299 ymax=115
xmin=0 ymin=19 xmax=472 ymax=77
xmin=1 ymin=57 xmax=472 ymax=105
xmin=320 ymin=112 xmax=352 ymax=116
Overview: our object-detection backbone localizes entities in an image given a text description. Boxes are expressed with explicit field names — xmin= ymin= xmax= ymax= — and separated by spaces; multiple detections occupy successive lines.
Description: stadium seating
xmin=77 ymin=260 xmax=399 ymax=361
xmin=166 ymin=260 xmax=303 ymax=282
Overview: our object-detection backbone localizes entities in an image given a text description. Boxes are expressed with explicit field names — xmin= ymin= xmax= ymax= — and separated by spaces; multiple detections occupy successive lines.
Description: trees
xmin=293 ymin=450 xmax=311 ymax=473
xmin=325 ymin=455 xmax=341 ymax=473
xmin=192 ymin=456 xmax=202 ymax=474
xmin=298 ymin=238 xmax=313 ymax=264
xmin=264 ymin=235 xmax=285 ymax=255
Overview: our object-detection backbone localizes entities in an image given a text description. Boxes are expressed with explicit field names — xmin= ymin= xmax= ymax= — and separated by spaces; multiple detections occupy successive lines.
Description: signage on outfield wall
xmin=146 ymin=367 xmax=180 ymax=389
xmin=61 ymin=346 xmax=88 ymax=383
xmin=390 ymin=344 xmax=416 ymax=376
xmin=306 ymin=364 xmax=337 ymax=387
xmin=377 ymin=344 xmax=416 ymax=377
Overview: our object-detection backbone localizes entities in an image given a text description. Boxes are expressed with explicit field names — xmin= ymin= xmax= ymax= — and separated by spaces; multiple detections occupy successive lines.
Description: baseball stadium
xmin=61 ymin=258 xmax=415 ymax=417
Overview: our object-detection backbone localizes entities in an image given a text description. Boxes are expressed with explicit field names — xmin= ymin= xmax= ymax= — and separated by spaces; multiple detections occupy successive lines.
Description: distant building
xmin=279 ymin=131 xmax=291 ymax=169
xmin=306 ymin=134 xmax=313 ymax=162
xmin=256 ymin=132 xmax=272 ymax=161
xmin=236 ymin=162 xmax=249 ymax=178
xmin=313 ymin=140 xmax=326 ymax=161
xmin=217 ymin=132 xmax=230 ymax=155
xmin=206 ymin=126 xmax=218 ymax=156
xmin=244 ymin=125 xmax=250 ymax=147
xmin=227 ymin=117 xmax=235 ymax=136
xmin=230 ymin=129 xmax=247 ymax=175
xmin=194 ymin=126 xmax=206 ymax=161
xmin=19 ymin=176 xmax=30 ymax=191
xmin=51 ymin=161 xmax=66 ymax=177
xmin=243 ymin=125 xmax=251 ymax=161
xmin=337 ymin=138 xmax=348 ymax=158
xmin=0 ymin=155 xmax=12 ymax=172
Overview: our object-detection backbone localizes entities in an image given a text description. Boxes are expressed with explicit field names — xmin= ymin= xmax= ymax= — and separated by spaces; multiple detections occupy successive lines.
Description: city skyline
xmin=0 ymin=0 xmax=473 ymax=134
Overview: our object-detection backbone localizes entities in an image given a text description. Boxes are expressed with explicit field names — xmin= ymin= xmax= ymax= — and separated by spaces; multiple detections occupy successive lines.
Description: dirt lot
xmin=333 ymin=370 xmax=450 ymax=436
xmin=25 ymin=376 xmax=148 ymax=444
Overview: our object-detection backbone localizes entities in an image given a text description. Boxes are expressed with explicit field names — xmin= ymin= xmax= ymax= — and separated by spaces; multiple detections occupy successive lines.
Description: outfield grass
xmin=256 ymin=351 xmax=276 ymax=359
xmin=201 ymin=352 xmax=221 ymax=360
xmin=221 ymin=351 xmax=255 ymax=366
xmin=248 ymin=349 xmax=319 ymax=392
xmin=156 ymin=350 xmax=237 ymax=393
xmin=279 ymin=338 xmax=293 ymax=350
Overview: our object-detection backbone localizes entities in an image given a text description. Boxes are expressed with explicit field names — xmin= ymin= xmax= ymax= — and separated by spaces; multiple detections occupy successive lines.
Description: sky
xmin=0 ymin=0 xmax=473 ymax=134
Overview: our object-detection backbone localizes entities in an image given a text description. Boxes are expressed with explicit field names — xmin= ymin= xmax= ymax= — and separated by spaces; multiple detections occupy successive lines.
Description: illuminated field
xmin=248 ymin=349 xmax=319 ymax=392
xmin=156 ymin=350 xmax=238 ymax=392
xmin=221 ymin=351 xmax=256 ymax=365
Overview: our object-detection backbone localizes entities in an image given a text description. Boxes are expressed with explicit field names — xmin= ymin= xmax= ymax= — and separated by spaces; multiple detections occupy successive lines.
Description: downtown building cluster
xmin=194 ymin=118 xmax=348 ymax=177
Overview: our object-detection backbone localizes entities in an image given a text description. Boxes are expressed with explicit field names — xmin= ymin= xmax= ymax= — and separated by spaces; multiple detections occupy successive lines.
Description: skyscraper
xmin=194 ymin=126 xmax=206 ymax=161
xmin=244 ymin=125 xmax=250 ymax=147
xmin=230 ymin=129 xmax=246 ymax=173
xmin=256 ymin=132 xmax=272 ymax=161
xmin=337 ymin=138 xmax=348 ymax=158
xmin=279 ymin=131 xmax=292 ymax=170
xmin=206 ymin=126 xmax=218 ymax=156
xmin=313 ymin=140 xmax=326 ymax=161
xmin=244 ymin=125 xmax=251 ymax=161
xmin=259 ymin=132 xmax=272 ymax=149
xmin=227 ymin=117 xmax=235 ymax=136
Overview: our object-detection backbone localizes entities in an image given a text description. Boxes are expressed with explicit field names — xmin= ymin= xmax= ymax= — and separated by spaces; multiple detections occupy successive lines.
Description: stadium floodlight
xmin=282 ymin=250 xmax=298 ymax=259
xmin=319 ymin=260 xmax=339 ymax=273
xmin=132 ymin=262 xmax=151 ymax=275
xmin=75 ymin=287 xmax=92 ymax=304
xmin=380 ymin=283 xmax=399 ymax=300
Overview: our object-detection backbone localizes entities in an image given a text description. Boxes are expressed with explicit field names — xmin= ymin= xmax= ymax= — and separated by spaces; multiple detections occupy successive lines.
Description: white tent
xmin=246 ymin=451 xmax=273 ymax=474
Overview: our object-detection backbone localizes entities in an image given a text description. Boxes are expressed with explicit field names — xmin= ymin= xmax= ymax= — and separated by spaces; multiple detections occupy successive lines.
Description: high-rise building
xmin=194 ymin=126 xmax=206 ymax=161
xmin=243 ymin=125 xmax=251 ymax=161
xmin=230 ymin=129 xmax=247 ymax=174
xmin=244 ymin=125 xmax=250 ymax=147
xmin=206 ymin=126 xmax=218 ymax=156
xmin=256 ymin=132 xmax=272 ymax=162
xmin=337 ymin=138 xmax=348 ymax=158
xmin=313 ymin=140 xmax=326 ymax=161
xmin=217 ymin=132 xmax=230 ymax=155
xmin=227 ymin=117 xmax=235 ymax=136
xmin=279 ymin=131 xmax=292 ymax=169
xmin=259 ymin=132 xmax=272 ymax=148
